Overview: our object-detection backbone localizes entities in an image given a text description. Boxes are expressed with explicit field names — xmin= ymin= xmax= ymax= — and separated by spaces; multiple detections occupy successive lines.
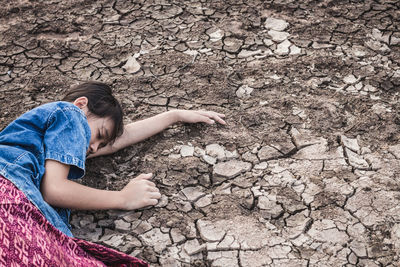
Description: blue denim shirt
xmin=0 ymin=101 xmax=91 ymax=237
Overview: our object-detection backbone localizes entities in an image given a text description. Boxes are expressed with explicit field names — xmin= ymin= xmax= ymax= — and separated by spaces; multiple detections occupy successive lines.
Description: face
xmin=73 ymin=96 xmax=115 ymax=156
xmin=86 ymin=115 xmax=114 ymax=156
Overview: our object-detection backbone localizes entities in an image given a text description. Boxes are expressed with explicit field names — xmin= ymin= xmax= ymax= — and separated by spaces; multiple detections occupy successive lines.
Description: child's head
xmin=62 ymin=81 xmax=124 ymax=146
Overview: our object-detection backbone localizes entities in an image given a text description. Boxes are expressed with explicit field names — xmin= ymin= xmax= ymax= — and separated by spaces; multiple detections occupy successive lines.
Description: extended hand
xmin=119 ymin=173 xmax=161 ymax=210
xmin=175 ymin=110 xmax=226 ymax=125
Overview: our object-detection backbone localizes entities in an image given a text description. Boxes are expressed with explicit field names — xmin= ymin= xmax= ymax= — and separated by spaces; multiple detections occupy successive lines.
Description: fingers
xmin=121 ymin=172 xmax=163 ymax=210
xmin=141 ymin=189 xmax=161 ymax=209
xmin=146 ymin=198 xmax=159 ymax=206
xmin=203 ymin=117 xmax=215 ymax=125
xmin=135 ymin=173 xmax=153 ymax=180
xmin=197 ymin=111 xmax=226 ymax=125
xmin=211 ymin=114 xmax=226 ymax=125
xmin=149 ymin=191 xmax=161 ymax=199
xmin=197 ymin=110 xmax=225 ymax=117
xmin=147 ymin=183 xmax=159 ymax=191
xmin=132 ymin=175 xmax=159 ymax=190
xmin=142 ymin=188 xmax=161 ymax=207
xmin=142 ymin=173 xmax=153 ymax=179
xmin=138 ymin=175 xmax=160 ymax=191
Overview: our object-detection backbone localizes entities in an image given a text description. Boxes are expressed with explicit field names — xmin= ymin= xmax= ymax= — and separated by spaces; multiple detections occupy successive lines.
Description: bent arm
xmin=41 ymin=160 xmax=122 ymax=210
xmin=41 ymin=160 xmax=161 ymax=211
xmin=89 ymin=109 xmax=226 ymax=158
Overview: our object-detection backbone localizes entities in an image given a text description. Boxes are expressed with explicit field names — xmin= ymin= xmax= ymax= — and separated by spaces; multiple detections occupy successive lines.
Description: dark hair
xmin=62 ymin=81 xmax=124 ymax=144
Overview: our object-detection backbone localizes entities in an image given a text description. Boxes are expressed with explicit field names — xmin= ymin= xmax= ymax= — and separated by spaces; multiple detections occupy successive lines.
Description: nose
xmin=90 ymin=142 xmax=99 ymax=154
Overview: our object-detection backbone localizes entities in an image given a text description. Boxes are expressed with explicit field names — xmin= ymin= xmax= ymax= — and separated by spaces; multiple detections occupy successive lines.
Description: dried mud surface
xmin=1 ymin=0 xmax=400 ymax=266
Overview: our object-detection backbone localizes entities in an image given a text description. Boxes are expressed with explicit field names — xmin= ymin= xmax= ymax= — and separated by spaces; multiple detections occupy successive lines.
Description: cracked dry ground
xmin=1 ymin=0 xmax=400 ymax=266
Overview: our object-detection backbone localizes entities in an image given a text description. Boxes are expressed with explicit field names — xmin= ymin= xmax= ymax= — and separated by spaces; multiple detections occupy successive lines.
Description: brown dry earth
xmin=1 ymin=0 xmax=400 ymax=266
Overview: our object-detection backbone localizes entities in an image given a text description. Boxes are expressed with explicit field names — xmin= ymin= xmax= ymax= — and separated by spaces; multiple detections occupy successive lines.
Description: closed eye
xmin=98 ymin=130 xmax=108 ymax=149
xmin=97 ymin=131 xmax=103 ymax=140
xmin=99 ymin=142 xmax=107 ymax=149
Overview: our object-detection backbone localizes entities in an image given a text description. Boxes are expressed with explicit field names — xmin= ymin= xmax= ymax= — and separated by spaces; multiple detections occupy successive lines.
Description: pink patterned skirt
xmin=0 ymin=176 xmax=148 ymax=266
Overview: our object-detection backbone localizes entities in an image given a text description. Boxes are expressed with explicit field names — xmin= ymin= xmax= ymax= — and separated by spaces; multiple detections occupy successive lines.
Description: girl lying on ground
xmin=0 ymin=81 xmax=226 ymax=266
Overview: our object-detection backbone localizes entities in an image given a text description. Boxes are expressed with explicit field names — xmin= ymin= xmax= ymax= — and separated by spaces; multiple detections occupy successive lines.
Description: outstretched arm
xmin=88 ymin=109 xmax=226 ymax=158
xmin=41 ymin=160 xmax=161 ymax=210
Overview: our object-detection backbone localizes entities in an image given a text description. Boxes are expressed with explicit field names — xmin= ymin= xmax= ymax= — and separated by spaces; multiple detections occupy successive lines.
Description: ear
xmin=73 ymin=97 xmax=89 ymax=113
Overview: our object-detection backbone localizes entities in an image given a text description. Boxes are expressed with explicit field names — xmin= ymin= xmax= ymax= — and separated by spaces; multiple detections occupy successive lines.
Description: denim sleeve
xmin=43 ymin=107 xmax=90 ymax=180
